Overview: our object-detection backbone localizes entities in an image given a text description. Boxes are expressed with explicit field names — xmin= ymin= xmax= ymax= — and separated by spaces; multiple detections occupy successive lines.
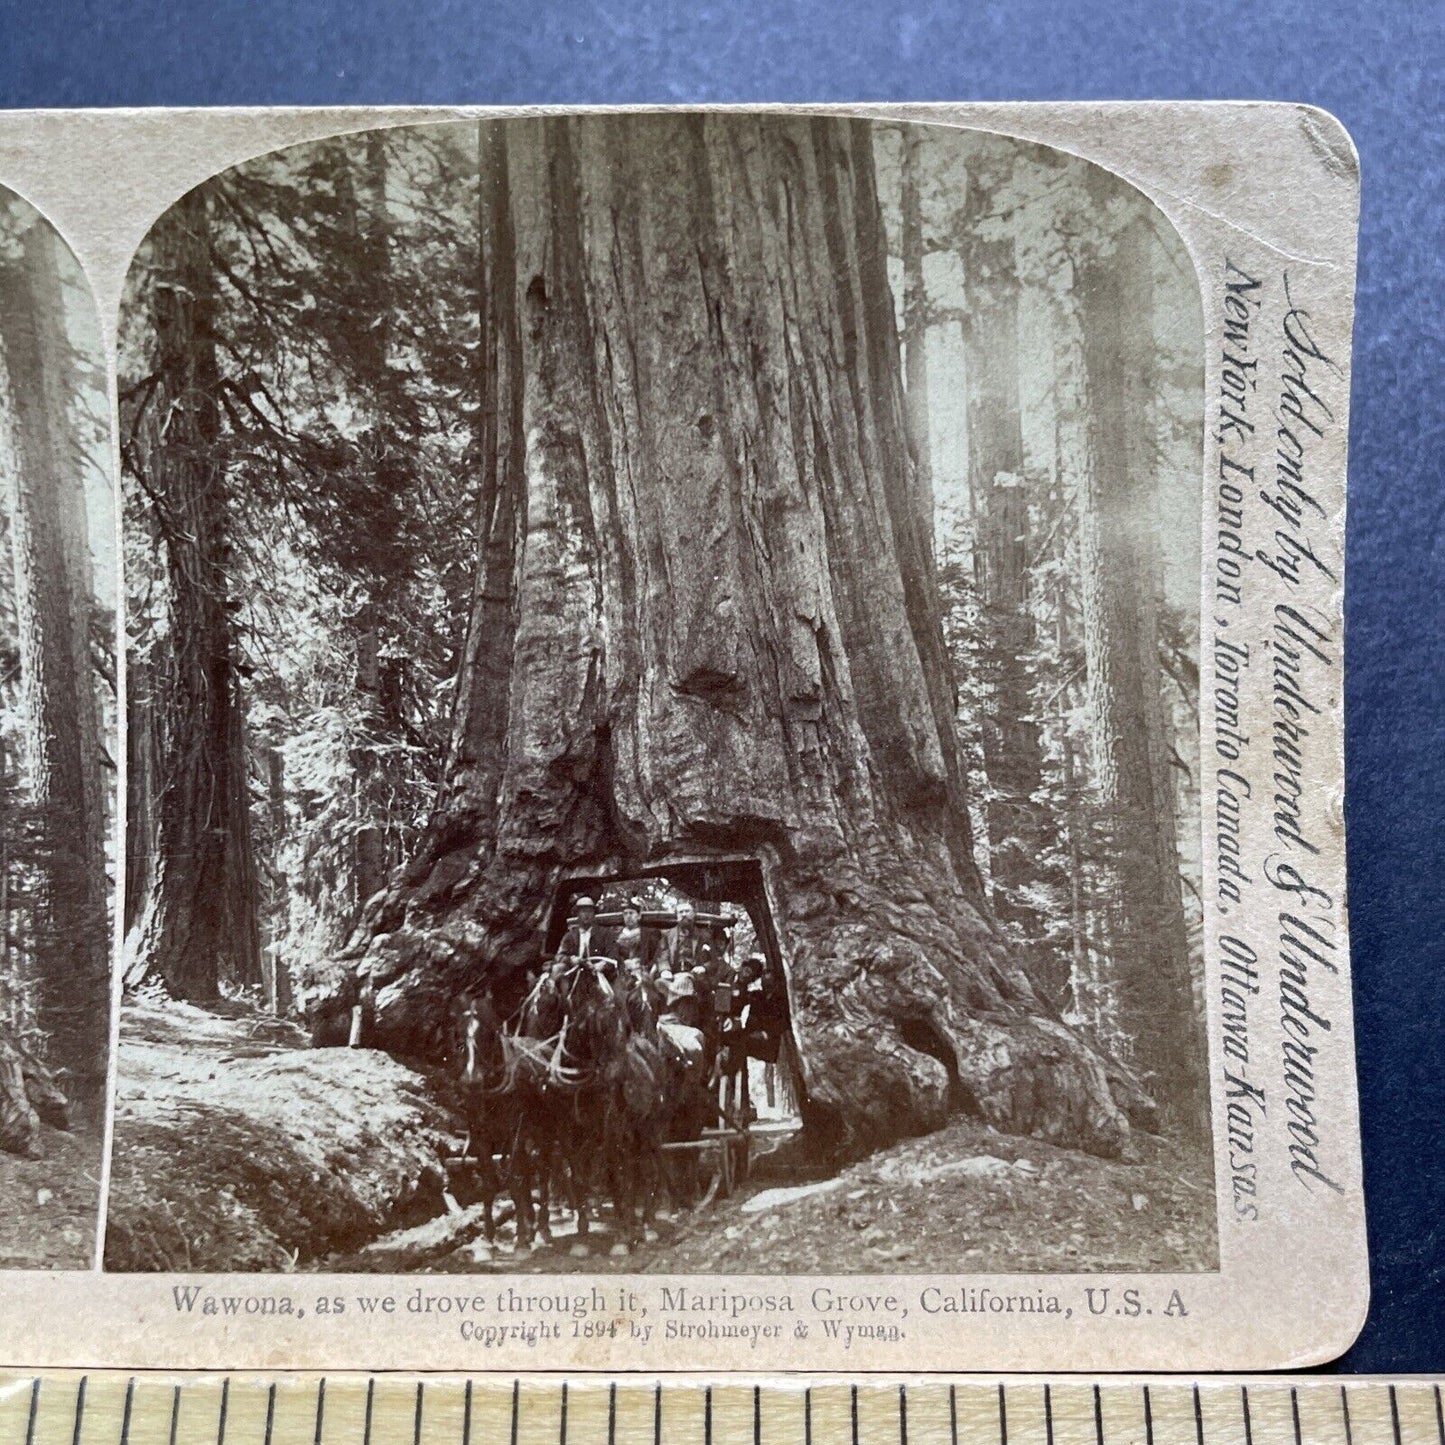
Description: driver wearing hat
xmin=555 ymin=895 xmax=604 ymax=967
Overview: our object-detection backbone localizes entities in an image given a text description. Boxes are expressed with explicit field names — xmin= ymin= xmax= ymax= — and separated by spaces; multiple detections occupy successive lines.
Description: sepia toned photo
xmin=104 ymin=114 xmax=1214 ymax=1276
xmin=0 ymin=101 xmax=1365 ymax=1371
xmin=0 ymin=185 xmax=116 ymax=1269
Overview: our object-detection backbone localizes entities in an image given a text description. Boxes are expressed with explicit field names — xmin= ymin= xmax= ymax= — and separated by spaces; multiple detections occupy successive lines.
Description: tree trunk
xmin=960 ymin=167 xmax=1061 ymax=997
xmin=1075 ymin=208 xmax=1203 ymax=1126
xmin=123 ymin=186 xmax=262 ymax=1003
xmin=348 ymin=132 xmax=397 ymax=911
xmin=899 ymin=128 xmax=934 ymax=555
xmin=1053 ymin=566 xmax=1091 ymax=1022
xmin=263 ymin=745 xmax=293 ymax=1016
xmin=332 ymin=115 xmax=1135 ymax=1163
xmin=0 ymin=220 xmax=110 ymax=1091
xmin=353 ymin=622 xmax=389 ymax=907
xmin=434 ymin=120 xmax=525 ymax=864
xmin=123 ymin=652 xmax=159 ymax=935
xmin=104 ymin=1000 xmax=459 ymax=1269
xmin=0 ymin=1030 xmax=72 ymax=1157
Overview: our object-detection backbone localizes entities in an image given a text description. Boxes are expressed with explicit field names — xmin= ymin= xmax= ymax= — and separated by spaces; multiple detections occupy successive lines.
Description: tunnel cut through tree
xmin=543 ymin=858 xmax=807 ymax=1118
xmin=319 ymin=113 xmax=1145 ymax=1163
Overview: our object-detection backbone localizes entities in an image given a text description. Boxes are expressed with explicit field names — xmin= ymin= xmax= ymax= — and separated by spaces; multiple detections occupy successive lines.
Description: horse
xmin=550 ymin=959 xmax=635 ymax=1249
xmin=569 ymin=960 xmax=711 ymax=1249
xmin=462 ymin=955 xmax=728 ymax=1253
xmin=504 ymin=967 xmax=587 ymax=1249
xmin=451 ymin=990 xmax=518 ymax=1248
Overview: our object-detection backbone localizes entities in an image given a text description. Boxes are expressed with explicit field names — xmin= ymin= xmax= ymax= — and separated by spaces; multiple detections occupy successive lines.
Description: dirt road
xmin=427 ymin=1116 xmax=1217 ymax=1275
xmin=100 ymin=1000 xmax=1216 ymax=1277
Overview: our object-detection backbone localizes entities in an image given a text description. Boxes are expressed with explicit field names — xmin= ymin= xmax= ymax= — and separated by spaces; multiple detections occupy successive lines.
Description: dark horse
xmin=452 ymin=990 xmax=522 ymax=1247
xmin=568 ymin=960 xmax=709 ymax=1249
xmin=452 ymin=959 xmax=729 ymax=1255
xmin=549 ymin=960 xmax=632 ymax=1250
xmin=506 ymin=968 xmax=587 ymax=1249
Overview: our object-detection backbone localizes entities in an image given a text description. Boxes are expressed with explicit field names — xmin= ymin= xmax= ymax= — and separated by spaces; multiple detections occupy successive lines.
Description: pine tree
xmin=0 ymin=217 xmax=110 ymax=1087
xmin=121 ymin=128 xmax=484 ymax=1010
xmin=1073 ymin=193 xmax=1202 ymax=1124
xmin=121 ymin=185 xmax=262 ymax=1001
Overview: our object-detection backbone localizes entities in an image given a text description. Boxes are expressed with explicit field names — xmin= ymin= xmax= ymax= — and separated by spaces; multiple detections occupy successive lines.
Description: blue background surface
xmin=0 ymin=0 xmax=1440 ymax=1374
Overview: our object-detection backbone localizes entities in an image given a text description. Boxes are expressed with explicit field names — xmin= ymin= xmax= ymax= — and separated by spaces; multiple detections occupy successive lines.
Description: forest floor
xmin=0 ymin=1122 xmax=101 ymax=1269
xmin=102 ymin=1001 xmax=1217 ymax=1276
xmin=417 ymin=1115 xmax=1218 ymax=1276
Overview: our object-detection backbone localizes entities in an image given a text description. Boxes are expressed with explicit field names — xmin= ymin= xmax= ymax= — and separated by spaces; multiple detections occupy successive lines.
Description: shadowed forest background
xmin=0 ymin=187 xmax=115 ymax=1268
xmin=106 ymin=116 xmax=1213 ymax=1274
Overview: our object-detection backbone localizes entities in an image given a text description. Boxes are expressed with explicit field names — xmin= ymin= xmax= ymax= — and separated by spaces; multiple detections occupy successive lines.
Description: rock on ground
xmin=740 ymin=1179 xmax=844 ymax=1215
xmin=104 ymin=1001 xmax=465 ymax=1271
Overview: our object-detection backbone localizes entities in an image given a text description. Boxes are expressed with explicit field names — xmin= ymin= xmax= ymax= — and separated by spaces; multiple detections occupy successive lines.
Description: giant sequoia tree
xmin=122 ymin=131 xmax=484 ymax=1012
xmin=331 ymin=115 xmax=1136 ymax=1161
xmin=122 ymin=188 xmax=263 ymax=1002
xmin=0 ymin=217 xmax=110 ymax=1091
xmin=1074 ymin=204 xmax=1202 ymax=1127
xmin=957 ymin=157 xmax=1058 ymax=985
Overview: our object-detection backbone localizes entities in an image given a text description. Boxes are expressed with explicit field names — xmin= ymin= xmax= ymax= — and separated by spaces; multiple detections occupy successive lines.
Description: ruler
xmin=2 ymin=1377 xmax=1443 ymax=1445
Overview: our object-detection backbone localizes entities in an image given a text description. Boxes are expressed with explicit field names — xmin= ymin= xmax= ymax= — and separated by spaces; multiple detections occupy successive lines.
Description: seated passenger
xmin=613 ymin=899 xmax=651 ymax=969
xmin=659 ymin=967 xmax=704 ymax=1031
xmin=556 ymin=895 xmax=602 ymax=966
xmin=659 ymin=901 xmax=712 ymax=978
xmin=656 ymin=970 xmax=707 ymax=1079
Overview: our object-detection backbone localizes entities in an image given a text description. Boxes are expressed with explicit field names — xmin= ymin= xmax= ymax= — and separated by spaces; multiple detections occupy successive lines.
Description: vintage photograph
xmin=104 ymin=114 xmax=1214 ymax=1276
xmin=0 ymin=185 xmax=116 ymax=1268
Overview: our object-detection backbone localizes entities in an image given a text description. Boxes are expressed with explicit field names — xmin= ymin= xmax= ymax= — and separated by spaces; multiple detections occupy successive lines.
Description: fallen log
xmin=104 ymin=1000 xmax=466 ymax=1271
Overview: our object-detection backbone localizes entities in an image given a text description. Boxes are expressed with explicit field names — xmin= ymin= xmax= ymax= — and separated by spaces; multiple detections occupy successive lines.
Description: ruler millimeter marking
xmin=3 ymin=1378 xmax=1445 ymax=1445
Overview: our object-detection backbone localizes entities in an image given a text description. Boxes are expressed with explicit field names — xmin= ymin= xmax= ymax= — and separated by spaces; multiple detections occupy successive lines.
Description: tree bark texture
xmin=123 ymin=651 xmax=158 ymax=936
xmin=123 ymin=187 xmax=262 ymax=1003
xmin=1075 ymin=209 xmax=1203 ymax=1125
xmin=336 ymin=115 xmax=1135 ymax=1162
xmin=960 ymin=171 xmax=1058 ymax=993
xmin=0 ymin=221 xmax=110 ymax=1089
xmin=899 ymin=129 xmax=934 ymax=557
xmin=346 ymin=133 xmax=400 ymax=911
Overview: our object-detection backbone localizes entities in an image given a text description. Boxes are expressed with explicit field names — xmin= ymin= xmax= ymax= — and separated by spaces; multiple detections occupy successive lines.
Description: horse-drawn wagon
xmin=440 ymin=875 xmax=800 ymax=1255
